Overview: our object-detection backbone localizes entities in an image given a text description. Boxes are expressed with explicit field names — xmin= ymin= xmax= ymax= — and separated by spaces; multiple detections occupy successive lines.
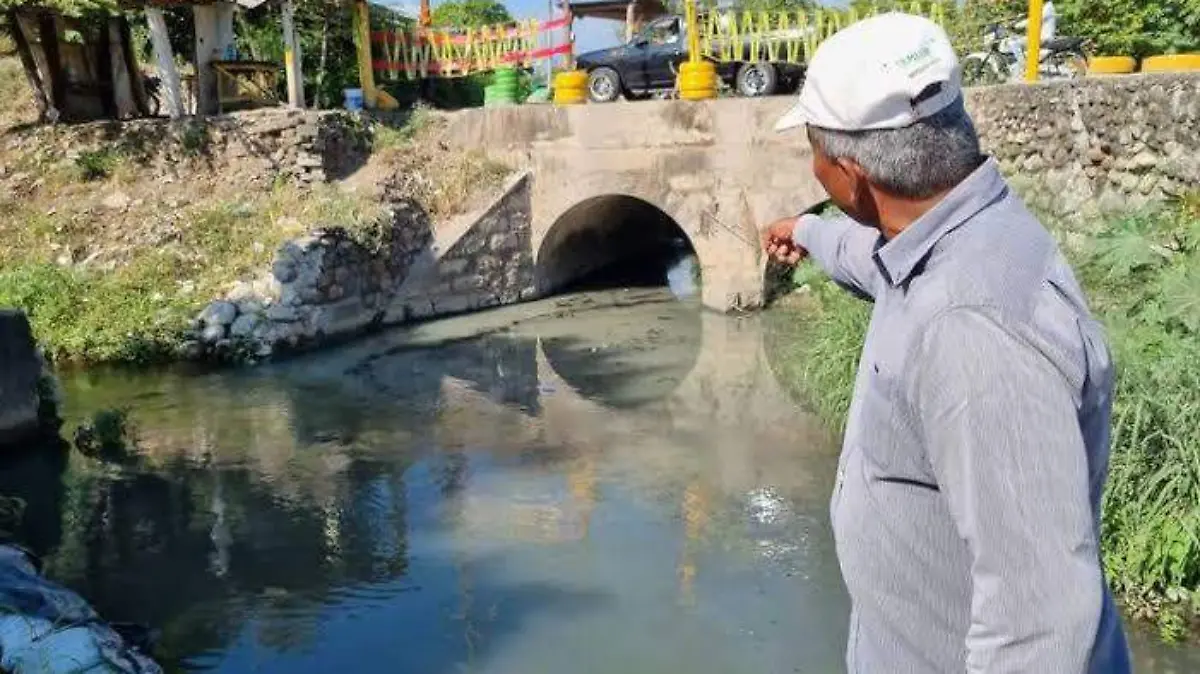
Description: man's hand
xmin=762 ymin=216 xmax=807 ymax=266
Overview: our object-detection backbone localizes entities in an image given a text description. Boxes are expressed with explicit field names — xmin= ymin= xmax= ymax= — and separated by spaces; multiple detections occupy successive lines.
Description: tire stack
xmin=677 ymin=61 xmax=717 ymax=101
xmin=484 ymin=65 xmax=520 ymax=107
xmin=553 ymin=70 xmax=587 ymax=105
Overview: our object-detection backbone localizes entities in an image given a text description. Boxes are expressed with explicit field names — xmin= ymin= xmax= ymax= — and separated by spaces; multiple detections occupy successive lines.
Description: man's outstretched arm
xmin=910 ymin=307 xmax=1103 ymax=673
xmin=791 ymin=214 xmax=885 ymax=301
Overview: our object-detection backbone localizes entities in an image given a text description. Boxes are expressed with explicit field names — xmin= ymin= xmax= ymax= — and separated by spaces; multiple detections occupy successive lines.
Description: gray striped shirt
xmin=794 ymin=159 xmax=1132 ymax=673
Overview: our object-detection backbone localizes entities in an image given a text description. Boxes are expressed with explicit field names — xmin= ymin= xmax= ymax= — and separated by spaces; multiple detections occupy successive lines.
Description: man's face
xmin=806 ymin=126 xmax=879 ymax=228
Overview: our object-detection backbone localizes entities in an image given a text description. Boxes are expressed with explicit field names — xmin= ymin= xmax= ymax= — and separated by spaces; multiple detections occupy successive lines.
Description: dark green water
xmin=6 ymin=288 xmax=1196 ymax=673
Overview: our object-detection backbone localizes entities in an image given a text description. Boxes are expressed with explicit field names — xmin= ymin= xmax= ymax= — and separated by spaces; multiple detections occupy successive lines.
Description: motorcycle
xmin=961 ymin=22 xmax=1089 ymax=86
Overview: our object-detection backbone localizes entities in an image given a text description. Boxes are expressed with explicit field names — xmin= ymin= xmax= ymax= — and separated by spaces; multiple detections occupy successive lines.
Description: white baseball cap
xmin=774 ymin=12 xmax=962 ymax=133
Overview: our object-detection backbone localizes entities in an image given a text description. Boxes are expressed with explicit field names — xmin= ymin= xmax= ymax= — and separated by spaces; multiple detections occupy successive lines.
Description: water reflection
xmin=5 ymin=288 xmax=1194 ymax=673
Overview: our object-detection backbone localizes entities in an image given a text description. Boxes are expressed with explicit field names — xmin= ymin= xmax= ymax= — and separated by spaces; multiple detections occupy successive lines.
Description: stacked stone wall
xmin=192 ymin=174 xmax=534 ymax=361
xmin=964 ymin=73 xmax=1198 ymax=221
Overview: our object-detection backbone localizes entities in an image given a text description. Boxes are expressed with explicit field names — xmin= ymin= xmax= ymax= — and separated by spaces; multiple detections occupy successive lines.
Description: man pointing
xmin=763 ymin=13 xmax=1132 ymax=673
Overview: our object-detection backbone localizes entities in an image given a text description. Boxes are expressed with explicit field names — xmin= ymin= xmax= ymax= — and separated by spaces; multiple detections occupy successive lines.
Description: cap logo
xmin=894 ymin=38 xmax=940 ymax=78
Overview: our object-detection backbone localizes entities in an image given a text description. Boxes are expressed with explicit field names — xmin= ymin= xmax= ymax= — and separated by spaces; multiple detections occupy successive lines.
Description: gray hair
xmin=808 ymin=97 xmax=983 ymax=199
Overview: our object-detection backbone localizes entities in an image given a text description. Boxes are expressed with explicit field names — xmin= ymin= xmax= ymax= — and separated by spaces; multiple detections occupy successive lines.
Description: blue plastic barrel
xmin=344 ymin=88 xmax=364 ymax=111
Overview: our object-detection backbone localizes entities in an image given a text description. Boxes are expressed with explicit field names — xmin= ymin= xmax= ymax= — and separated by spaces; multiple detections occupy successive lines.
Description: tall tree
xmin=1055 ymin=0 xmax=1200 ymax=57
xmin=725 ymin=0 xmax=815 ymax=12
xmin=429 ymin=0 xmax=512 ymax=29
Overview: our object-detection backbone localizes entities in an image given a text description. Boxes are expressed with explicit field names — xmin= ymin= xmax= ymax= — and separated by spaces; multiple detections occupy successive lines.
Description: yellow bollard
xmin=678 ymin=61 xmax=718 ymax=100
xmin=1140 ymin=54 xmax=1200 ymax=73
xmin=1023 ymin=0 xmax=1043 ymax=83
xmin=553 ymin=70 xmax=588 ymax=105
xmin=1087 ymin=56 xmax=1137 ymax=75
xmin=677 ymin=0 xmax=717 ymax=100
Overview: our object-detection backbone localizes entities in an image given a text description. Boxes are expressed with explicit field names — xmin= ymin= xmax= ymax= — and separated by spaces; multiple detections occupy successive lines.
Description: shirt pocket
xmin=852 ymin=364 xmax=909 ymax=474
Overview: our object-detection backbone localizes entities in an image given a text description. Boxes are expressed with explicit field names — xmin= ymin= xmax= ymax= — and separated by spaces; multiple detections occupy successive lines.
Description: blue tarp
xmin=0 ymin=545 xmax=162 ymax=674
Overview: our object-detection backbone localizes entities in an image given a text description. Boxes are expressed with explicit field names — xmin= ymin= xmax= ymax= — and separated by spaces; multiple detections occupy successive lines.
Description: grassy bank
xmin=764 ymin=195 xmax=1200 ymax=641
xmin=0 ymin=54 xmax=508 ymax=366
xmin=0 ymin=187 xmax=381 ymax=364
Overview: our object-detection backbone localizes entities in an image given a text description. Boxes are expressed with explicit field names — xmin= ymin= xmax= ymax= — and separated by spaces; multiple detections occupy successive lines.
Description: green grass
xmin=1079 ymin=195 xmax=1200 ymax=640
xmin=0 ymin=82 xmax=504 ymax=367
xmin=765 ymin=195 xmax=1200 ymax=640
xmin=0 ymin=261 xmax=190 ymax=364
xmin=73 ymin=147 xmax=122 ymax=181
xmin=0 ymin=184 xmax=383 ymax=365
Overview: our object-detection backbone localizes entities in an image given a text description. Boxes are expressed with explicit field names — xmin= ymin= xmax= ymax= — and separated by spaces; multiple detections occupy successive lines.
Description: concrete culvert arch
xmin=535 ymin=195 xmax=700 ymax=297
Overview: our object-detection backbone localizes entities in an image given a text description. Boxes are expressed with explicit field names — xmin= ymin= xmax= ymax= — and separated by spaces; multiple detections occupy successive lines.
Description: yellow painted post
xmin=685 ymin=0 xmax=700 ymax=64
xmin=677 ymin=0 xmax=717 ymax=100
xmin=351 ymin=0 xmax=399 ymax=110
xmin=352 ymin=0 xmax=378 ymax=108
xmin=1024 ymin=0 xmax=1043 ymax=82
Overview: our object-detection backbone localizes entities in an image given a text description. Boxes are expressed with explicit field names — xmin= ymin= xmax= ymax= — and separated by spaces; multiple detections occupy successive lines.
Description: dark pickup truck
xmin=574 ymin=14 xmax=807 ymax=102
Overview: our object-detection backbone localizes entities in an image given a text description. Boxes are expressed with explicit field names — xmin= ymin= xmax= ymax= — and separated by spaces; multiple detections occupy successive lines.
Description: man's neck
xmin=876 ymin=189 xmax=953 ymax=241
xmin=872 ymin=155 xmax=989 ymax=240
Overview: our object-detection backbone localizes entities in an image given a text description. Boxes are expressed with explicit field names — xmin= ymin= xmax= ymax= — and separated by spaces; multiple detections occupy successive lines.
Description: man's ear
xmin=836 ymin=157 xmax=870 ymax=200
xmin=836 ymin=157 xmax=881 ymax=227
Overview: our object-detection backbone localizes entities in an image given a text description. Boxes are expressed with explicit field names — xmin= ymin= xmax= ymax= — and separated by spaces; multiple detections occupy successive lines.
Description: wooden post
xmin=352 ymin=0 xmax=378 ymax=109
xmin=316 ymin=8 xmax=329 ymax=108
xmin=37 ymin=12 xmax=66 ymax=117
xmin=1024 ymin=0 xmax=1044 ymax=83
xmin=95 ymin=14 xmax=117 ymax=118
xmin=107 ymin=18 xmax=137 ymax=118
xmin=7 ymin=9 xmax=50 ymax=121
xmin=118 ymin=16 xmax=151 ymax=117
xmin=625 ymin=1 xmax=635 ymax=42
xmin=194 ymin=2 xmax=235 ymax=115
xmin=281 ymin=0 xmax=305 ymax=108
xmin=146 ymin=7 xmax=184 ymax=118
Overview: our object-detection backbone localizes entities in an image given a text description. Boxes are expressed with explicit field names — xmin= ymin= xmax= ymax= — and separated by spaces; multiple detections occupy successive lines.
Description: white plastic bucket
xmin=343 ymin=88 xmax=364 ymax=111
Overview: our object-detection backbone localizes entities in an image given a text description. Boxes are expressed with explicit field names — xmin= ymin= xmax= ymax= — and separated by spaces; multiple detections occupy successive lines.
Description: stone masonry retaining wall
xmin=964 ymin=73 xmax=1198 ymax=222
xmin=188 ymin=197 xmax=433 ymax=360
xmin=4 ymin=108 xmax=372 ymax=188
xmin=385 ymin=172 xmax=536 ymax=322
xmin=190 ymin=173 xmax=533 ymax=361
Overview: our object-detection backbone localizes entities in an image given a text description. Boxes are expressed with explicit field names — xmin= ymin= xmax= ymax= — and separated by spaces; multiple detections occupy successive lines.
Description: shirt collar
xmin=873 ymin=157 xmax=1007 ymax=287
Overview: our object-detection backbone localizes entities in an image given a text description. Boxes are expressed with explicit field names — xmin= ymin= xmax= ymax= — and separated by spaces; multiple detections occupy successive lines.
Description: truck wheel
xmin=587 ymin=67 xmax=622 ymax=103
xmin=735 ymin=63 xmax=778 ymax=97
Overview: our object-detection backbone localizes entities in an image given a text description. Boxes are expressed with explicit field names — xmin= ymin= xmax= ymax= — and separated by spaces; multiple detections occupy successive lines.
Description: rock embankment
xmin=965 ymin=73 xmax=1199 ymax=221
xmin=189 ymin=171 xmax=536 ymax=363
xmin=187 ymin=199 xmax=433 ymax=361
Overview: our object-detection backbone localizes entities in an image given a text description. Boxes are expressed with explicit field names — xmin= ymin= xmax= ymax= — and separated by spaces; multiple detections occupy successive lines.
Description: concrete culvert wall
xmin=536 ymin=195 xmax=697 ymax=294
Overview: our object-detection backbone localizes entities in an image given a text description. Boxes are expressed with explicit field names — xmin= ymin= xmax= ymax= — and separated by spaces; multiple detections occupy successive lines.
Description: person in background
xmin=1003 ymin=0 xmax=1057 ymax=78
xmin=761 ymin=12 xmax=1132 ymax=673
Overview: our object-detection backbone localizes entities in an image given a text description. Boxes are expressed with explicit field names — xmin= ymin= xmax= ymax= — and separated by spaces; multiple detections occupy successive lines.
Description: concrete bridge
xmin=440 ymin=97 xmax=826 ymax=313
xmin=237 ymin=74 xmax=1194 ymax=351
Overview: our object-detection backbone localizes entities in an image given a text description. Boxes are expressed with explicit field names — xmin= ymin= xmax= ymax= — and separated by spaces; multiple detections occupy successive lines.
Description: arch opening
xmin=536 ymin=195 xmax=700 ymax=298
xmin=538 ymin=296 xmax=703 ymax=409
